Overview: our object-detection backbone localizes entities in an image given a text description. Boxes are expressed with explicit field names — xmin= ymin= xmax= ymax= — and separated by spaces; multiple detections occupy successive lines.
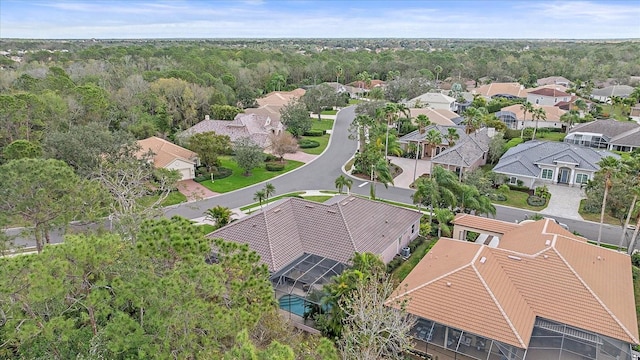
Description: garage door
xmin=179 ymin=168 xmax=192 ymax=180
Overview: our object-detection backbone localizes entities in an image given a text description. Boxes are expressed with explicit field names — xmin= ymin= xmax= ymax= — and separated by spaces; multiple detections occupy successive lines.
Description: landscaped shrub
xmin=508 ymin=184 xmax=531 ymax=193
xmin=298 ymin=139 xmax=320 ymax=148
xmin=534 ymin=185 xmax=551 ymax=200
xmin=265 ymin=162 xmax=285 ymax=171
xmin=489 ymin=193 xmax=507 ymax=201
xmin=303 ymin=129 xmax=325 ymax=137
xmin=194 ymin=174 xmax=210 ymax=183
xmin=212 ymin=167 xmax=232 ymax=179
xmin=386 ymin=257 xmax=403 ymax=273
xmin=264 ymin=153 xmax=279 ymax=162
xmin=527 ymin=195 xmax=546 ymax=206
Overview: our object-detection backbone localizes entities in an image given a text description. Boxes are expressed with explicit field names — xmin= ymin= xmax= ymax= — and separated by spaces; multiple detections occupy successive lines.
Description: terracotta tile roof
xmin=208 ymin=196 xmax=422 ymax=272
xmin=256 ymin=88 xmax=306 ymax=107
xmin=453 ymin=213 xmax=519 ymax=234
xmin=136 ymin=136 xmax=198 ymax=168
xmin=473 ymin=82 xmax=527 ymax=98
xmin=500 ymin=104 xmax=566 ymax=122
xmin=408 ymin=108 xmax=457 ymax=126
xmin=527 ymin=87 xmax=571 ymax=98
xmin=390 ymin=216 xmax=639 ymax=348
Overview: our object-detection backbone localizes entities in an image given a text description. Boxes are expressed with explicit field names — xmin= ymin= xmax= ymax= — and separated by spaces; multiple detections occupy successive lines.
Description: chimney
xmin=487 ymin=127 xmax=496 ymax=138
xmin=205 ymin=115 xmax=210 ymax=120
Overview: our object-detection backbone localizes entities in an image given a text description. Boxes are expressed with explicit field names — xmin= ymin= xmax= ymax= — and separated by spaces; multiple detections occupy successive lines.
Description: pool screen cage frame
xmin=271 ymin=253 xmax=348 ymax=312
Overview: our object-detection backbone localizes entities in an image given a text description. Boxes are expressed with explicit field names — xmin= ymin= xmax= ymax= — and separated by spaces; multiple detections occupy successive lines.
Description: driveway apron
xmin=538 ymin=183 xmax=585 ymax=220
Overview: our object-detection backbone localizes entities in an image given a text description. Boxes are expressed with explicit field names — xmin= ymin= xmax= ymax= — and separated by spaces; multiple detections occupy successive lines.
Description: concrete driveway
xmin=389 ymin=156 xmax=432 ymax=189
xmin=539 ymin=183 xmax=585 ymax=221
xmin=176 ymin=180 xmax=218 ymax=202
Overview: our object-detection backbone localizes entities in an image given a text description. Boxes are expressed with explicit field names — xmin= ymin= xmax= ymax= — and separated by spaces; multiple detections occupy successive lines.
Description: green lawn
xmin=392 ymin=238 xmax=437 ymax=281
xmin=601 ymin=104 xmax=629 ymax=121
xmin=493 ymin=190 xmax=548 ymax=211
xmin=578 ymin=199 xmax=621 ymax=225
xmin=200 ymin=156 xmax=304 ymax=193
xmin=535 ymin=131 xmax=565 ymax=142
xmin=348 ymin=99 xmax=361 ymax=105
xmin=300 ymin=134 xmax=329 ymax=155
xmin=197 ymin=224 xmax=216 ymax=234
xmin=239 ymin=192 xmax=305 ymax=211
xmin=142 ymin=190 xmax=187 ymax=207
xmin=320 ymin=109 xmax=337 ymax=115
xmin=311 ymin=118 xmax=334 ymax=131
xmin=302 ymin=195 xmax=332 ymax=203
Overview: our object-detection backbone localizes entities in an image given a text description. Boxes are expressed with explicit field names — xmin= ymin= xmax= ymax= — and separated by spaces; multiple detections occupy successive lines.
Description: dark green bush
xmin=527 ymin=195 xmax=546 ymax=206
xmin=194 ymin=174 xmax=210 ymax=183
xmin=303 ymin=130 xmax=325 ymax=137
xmin=490 ymin=193 xmax=507 ymax=201
xmin=265 ymin=162 xmax=285 ymax=171
xmin=264 ymin=153 xmax=279 ymax=162
xmin=299 ymin=139 xmax=320 ymax=148
xmin=386 ymin=257 xmax=403 ymax=273
xmin=631 ymin=252 xmax=640 ymax=267
xmin=212 ymin=167 xmax=232 ymax=179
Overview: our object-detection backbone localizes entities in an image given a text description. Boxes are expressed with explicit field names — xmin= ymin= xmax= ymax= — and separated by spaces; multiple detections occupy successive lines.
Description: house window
xmin=411 ymin=224 xmax=415 ymax=234
xmin=576 ymin=173 xmax=589 ymax=184
xmin=510 ymin=176 xmax=517 ymax=185
xmin=542 ymin=169 xmax=553 ymax=180
xmin=536 ymin=99 xmax=539 ymax=104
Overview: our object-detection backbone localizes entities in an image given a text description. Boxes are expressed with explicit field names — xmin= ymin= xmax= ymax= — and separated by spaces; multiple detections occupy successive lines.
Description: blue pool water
xmin=279 ymin=294 xmax=309 ymax=316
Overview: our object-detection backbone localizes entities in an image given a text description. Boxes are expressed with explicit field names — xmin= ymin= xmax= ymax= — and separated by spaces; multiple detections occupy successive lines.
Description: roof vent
xmin=305 ymin=204 xmax=315 ymax=208
xmin=545 ymin=240 xmax=551 ymax=246
xmin=273 ymin=208 xmax=281 ymax=213
xmin=479 ymin=257 xmax=487 ymax=264
xmin=327 ymin=209 xmax=337 ymax=214
xmin=446 ymin=282 xmax=452 ymax=287
xmin=597 ymin=256 xmax=602 ymax=261
xmin=507 ymin=255 xmax=522 ymax=261
xmin=543 ymin=255 xmax=549 ymax=259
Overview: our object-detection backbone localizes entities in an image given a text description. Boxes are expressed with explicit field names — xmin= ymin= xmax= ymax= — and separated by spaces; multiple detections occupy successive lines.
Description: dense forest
xmin=1 ymin=39 xmax=639 ymax=154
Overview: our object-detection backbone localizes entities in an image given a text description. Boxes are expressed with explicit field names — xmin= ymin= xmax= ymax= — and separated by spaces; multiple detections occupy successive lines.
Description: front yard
xmin=578 ymin=199 xmax=622 ymax=225
xmin=493 ymin=189 xmax=548 ymax=211
xmin=299 ymin=119 xmax=333 ymax=155
xmin=200 ymin=156 xmax=304 ymax=193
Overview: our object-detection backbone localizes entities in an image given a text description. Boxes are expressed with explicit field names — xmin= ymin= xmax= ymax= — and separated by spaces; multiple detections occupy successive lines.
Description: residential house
xmin=405 ymin=92 xmax=457 ymax=111
xmin=472 ymin=82 xmax=527 ymax=100
xmin=389 ymin=214 xmax=638 ymax=360
xmin=178 ymin=113 xmax=284 ymax=148
xmin=495 ymin=104 xmax=565 ymax=130
xmin=208 ymin=195 xmax=421 ymax=273
xmin=256 ymin=88 xmax=306 ymax=108
xmin=493 ymin=140 xmax=617 ymax=188
xmin=347 ymin=79 xmax=386 ymax=91
xmin=590 ymin=85 xmax=635 ymax=103
xmin=565 ymin=119 xmax=640 ymax=152
xmin=399 ymin=125 xmax=494 ymax=179
xmin=208 ymin=195 xmax=422 ymax=313
xmin=408 ymin=108 xmax=460 ymax=126
xmin=136 ymin=136 xmax=199 ymax=181
xmin=244 ymin=104 xmax=283 ymax=122
xmin=526 ymin=87 xmax=572 ymax=106
xmin=536 ymin=75 xmax=572 ymax=87
xmin=631 ymin=103 xmax=640 ymax=122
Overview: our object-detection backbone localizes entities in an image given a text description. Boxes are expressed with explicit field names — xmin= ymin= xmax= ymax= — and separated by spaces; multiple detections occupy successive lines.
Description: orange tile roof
xmin=256 ymin=88 xmax=306 ymax=107
xmin=501 ymin=104 xmax=566 ymax=122
xmin=408 ymin=108 xmax=457 ymax=126
xmin=453 ymin=213 xmax=520 ymax=234
xmin=473 ymin=82 xmax=527 ymax=98
xmin=390 ymin=216 xmax=639 ymax=348
xmin=136 ymin=136 xmax=198 ymax=168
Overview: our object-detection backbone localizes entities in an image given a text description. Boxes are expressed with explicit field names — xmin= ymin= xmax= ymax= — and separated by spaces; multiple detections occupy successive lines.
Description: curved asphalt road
xmin=6 ymin=106 xmax=632 ymax=251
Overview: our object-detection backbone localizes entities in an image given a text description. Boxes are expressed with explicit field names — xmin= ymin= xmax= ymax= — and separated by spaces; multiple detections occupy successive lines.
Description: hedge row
xmin=299 ymin=139 xmax=320 ymax=148
xmin=265 ymin=162 xmax=285 ymax=171
xmin=194 ymin=167 xmax=232 ymax=182
xmin=303 ymin=129 xmax=326 ymax=137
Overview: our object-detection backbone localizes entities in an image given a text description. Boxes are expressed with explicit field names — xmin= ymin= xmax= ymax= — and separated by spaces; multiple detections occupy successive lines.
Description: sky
xmin=1 ymin=0 xmax=639 ymax=39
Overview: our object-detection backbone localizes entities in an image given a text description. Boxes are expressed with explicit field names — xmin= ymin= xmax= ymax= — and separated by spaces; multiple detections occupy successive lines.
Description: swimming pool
xmin=278 ymin=294 xmax=309 ymax=317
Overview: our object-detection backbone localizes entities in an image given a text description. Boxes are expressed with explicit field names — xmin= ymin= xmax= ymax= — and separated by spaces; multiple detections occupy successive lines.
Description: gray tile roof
xmin=430 ymin=128 xmax=491 ymax=168
xmin=208 ymin=196 xmax=422 ymax=272
xmin=611 ymin=127 xmax=640 ymax=147
xmin=570 ymin=119 xmax=639 ymax=139
xmin=494 ymin=141 xmax=618 ymax=178
xmin=591 ymin=85 xmax=635 ymax=97
xmin=177 ymin=113 xmax=282 ymax=148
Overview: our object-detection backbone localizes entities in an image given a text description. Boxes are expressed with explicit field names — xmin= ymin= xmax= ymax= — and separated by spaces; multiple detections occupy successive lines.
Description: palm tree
xmin=335 ymin=175 xmax=353 ymax=194
xmin=204 ymin=205 xmax=233 ymax=229
xmin=415 ymin=114 xmax=431 ymax=134
xmin=531 ymin=107 xmax=546 ymax=140
xmin=370 ymin=157 xmax=393 ymax=200
xmin=619 ymin=156 xmax=639 ymax=250
xmin=627 ymin=207 xmax=640 ymax=255
xmin=335 ymin=65 xmax=343 ymax=84
xmin=446 ymin=127 xmax=460 ymax=146
xmin=463 ymin=107 xmax=483 ymax=135
xmin=434 ymin=208 xmax=454 ymax=237
xmin=596 ymin=156 xmax=622 ymax=245
xmin=253 ymin=189 xmax=266 ymax=211
xmin=434 ymin=65 xmax=443 ymax=88
xmin=425 ymin=129 xmax=442 ymax=158
xmin=560 ymin=110 xmax=580 ymax=134
xmin=412 ymin=166 xmax=460 ymax=224
xmin=379 ymin=102 xmax=409 ymax=160
xmin=520 ymin=102 xmax=534 ymax=139
xmin=412 ymin=177 xmax=439 ymax=224
xmin=264 ymin=182 xmax=276 ymax=203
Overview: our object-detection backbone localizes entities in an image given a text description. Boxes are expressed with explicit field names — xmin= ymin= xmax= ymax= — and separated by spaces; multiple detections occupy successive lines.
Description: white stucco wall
xmin=165 ymin=158 xmax=196 ymax=180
